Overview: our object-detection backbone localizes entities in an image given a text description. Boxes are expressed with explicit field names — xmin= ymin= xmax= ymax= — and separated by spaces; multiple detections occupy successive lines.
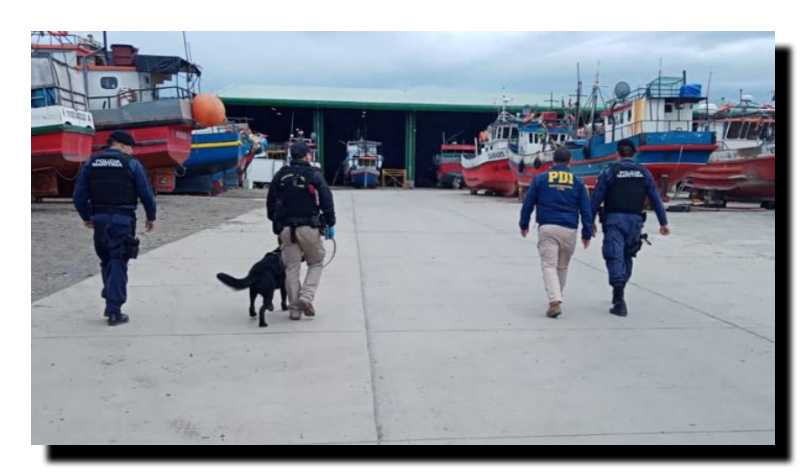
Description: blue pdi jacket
xmin=519 ymin=165 xmax=594 ymax=240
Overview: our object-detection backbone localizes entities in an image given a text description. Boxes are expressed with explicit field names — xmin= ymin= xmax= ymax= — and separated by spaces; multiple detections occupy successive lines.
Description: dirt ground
xmin=31 ymin=189 xmax=266 ymax=302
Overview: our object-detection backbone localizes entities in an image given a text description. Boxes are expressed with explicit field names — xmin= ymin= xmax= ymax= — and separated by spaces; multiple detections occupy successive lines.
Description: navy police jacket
xmin=73 ymin=148 xmax=157 ymax=222
xmin=519 ymin=165 xmax=594 ymax=240
xmin=590 ymin=159 xmax=669 ymax=227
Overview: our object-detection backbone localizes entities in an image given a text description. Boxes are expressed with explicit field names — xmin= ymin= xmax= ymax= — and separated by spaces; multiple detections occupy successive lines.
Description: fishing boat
xmin=344 ymin=140 xmax=383 ymax=189
xmin=31 ymin=52 xmax=95 ymax=200
xmin=237 ymin=131 xmax=268 ymax=186
xmin=461 ymin=96 xmax=520 ymax=196
xmin=31 ymin=32 xmax=202 ymax=194
xmin=173 ymin=122 xmax=245 ymax=195
xmin=511 ymin=74 xmax=717 ymax=200
xmin=434 ymin=143 xmax=474 ymax=189
xmin=685 ymin=96 xmax=775 ymax=208
xmin=508 ymin=111 xmax=576 ymax=199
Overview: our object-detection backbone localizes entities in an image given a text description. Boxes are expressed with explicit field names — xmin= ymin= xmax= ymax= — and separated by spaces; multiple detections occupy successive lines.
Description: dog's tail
xmin=216 ymin=273 xmax=256 ymax=291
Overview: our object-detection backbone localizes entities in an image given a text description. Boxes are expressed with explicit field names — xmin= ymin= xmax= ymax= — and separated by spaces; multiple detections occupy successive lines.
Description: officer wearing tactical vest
xmin=590 ymin=139 xmax=670 ymax=317
xmin=267 ymin=141 xmax=336 ymax=321
xmin=73 ymin=130 xmax=157 ymax=326
xmin=520 ymin=147 xmax=594 ymax=319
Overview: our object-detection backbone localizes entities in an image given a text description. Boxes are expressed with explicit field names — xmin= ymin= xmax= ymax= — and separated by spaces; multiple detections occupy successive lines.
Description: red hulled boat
xmin=32 ymin=32 xmax=202 ymax=193
xmin=435 ymin=144 xmax=474 ymax=189
xmin=687 ymin=98 xmax=775 ymax=207
xmin=461 ymin=99 xmax=520 ymax=197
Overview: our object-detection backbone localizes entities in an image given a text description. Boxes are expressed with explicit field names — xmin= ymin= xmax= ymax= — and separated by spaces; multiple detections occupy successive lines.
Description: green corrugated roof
xmin=217 ymin=84 xmax=573 ymax=112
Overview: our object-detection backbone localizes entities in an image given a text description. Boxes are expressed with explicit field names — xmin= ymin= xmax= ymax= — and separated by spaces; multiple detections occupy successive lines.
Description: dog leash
xmin=322 ymin=238 xmax=337 ymax=269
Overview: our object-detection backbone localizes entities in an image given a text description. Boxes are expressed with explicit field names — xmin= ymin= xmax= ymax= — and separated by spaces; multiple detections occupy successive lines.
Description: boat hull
xmin=570 ymin=145 xmax=717 ymax=189
xmin=686 ymin=154 xmax=775 ymax=202
xmin=437 ymin=162 xmax=464 ymax=187
xmin=462 ymin=158 xmax=518 ymax=196
xmin=31 ymin=126 xmax=94 ymax=170
xmin=350 ymin=169 xmax=380 ymax=189
xmin=31 ymin=126 xmax=95 ymax=199
xmin=181 ymin=132 xmax=243 ymax=178
xmin=93 ymin=125 xmax=193 ymax=169
xmin=172 ymin=171 xmax=226 ymax=196
xmin=510 ymin=133 xmax=717 ymax=194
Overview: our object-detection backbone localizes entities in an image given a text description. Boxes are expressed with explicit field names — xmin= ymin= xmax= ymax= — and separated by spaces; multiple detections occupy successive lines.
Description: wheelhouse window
xmin=746 ymin=123 xmax=759 ymax=140
xmin=628 ymin=110 xmax=633 ymax=122
xmin=726 ymin=122 xmax=743 ymax=139
xmin=739 ymin=122 xmax=751 ymax=139
xmin=664 ymin=103 xmax=673 ymax=114
xmin=100 ymin=77 xmax=118 ymax=90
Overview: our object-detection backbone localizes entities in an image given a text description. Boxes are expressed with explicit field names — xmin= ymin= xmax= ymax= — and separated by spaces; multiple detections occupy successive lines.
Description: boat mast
xmin=575 ymin=63 xmax=582 ymax=130
xmin=589 ymin=64 xmax=600 ymax=140
xmin=705 ymin=71 xmax=713 ymax=122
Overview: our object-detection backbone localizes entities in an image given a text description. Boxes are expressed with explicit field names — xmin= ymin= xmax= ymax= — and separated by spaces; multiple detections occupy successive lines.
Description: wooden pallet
xmin=381 ymin=169 xmax=409 ymax=188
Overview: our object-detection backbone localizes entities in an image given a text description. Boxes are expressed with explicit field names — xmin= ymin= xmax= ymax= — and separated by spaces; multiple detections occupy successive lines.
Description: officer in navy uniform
xmin=267 ymin=141 xmax=336 ymax=321
xmin=73 ymin=130 xmax=157 ymax=326
xmin=590 ymin=139 xmax=671 ymax=317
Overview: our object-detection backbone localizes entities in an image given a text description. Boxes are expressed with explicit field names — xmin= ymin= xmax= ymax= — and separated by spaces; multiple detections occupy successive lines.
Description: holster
xmin=627 ymin=233 xmax=651 ymax=259
xmin=126 ymin=235 xmax=141 ymax=260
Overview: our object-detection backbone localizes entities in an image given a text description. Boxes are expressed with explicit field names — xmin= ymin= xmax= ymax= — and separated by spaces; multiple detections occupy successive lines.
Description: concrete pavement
xmin=32 ymin=190 xmax=775 ymax=445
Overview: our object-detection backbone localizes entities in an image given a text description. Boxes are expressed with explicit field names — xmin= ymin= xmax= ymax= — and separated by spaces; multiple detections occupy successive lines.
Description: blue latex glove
xmin=324 ymin=226 xmax=336 ymax=240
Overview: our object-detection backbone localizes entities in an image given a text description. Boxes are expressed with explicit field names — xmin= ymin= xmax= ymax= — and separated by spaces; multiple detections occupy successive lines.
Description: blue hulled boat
xmin=510 ymin=75 xmax=718 ymax=196
xmin=344 ymin=139 xmax=383 ymax=189
xmin=174 ymin=124 xmax=247 ymax=194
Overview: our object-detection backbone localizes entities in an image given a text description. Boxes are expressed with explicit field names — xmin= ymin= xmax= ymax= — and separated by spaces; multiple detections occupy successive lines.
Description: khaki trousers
xmin=280 ymin=226 xmax=326 ymax=317
xmin=537 ymin=225 xmax=578 ymax=304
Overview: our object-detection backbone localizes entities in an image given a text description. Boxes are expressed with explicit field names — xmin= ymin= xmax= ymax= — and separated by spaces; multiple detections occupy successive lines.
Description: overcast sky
xmin=75 ymin=31 xmax=776 ymax=104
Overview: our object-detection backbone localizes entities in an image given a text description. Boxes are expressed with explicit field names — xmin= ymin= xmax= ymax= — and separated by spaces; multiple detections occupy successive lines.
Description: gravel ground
xmin=31 ymin=189 xmax=266 ymax=302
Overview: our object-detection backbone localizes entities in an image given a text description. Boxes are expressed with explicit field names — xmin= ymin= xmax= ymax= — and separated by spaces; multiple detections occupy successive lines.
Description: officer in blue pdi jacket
xmin=520 ymin=147 xmax=595 ymax=319
xmin=590 ymin=139 xmax=671 ymax=317
xmin=73 ymin=130 xmax=157 ymax=326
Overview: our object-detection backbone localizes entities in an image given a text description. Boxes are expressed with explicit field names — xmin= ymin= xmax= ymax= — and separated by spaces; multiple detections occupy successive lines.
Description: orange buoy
xmin=192 ymin=94 xmax=226 ymax=127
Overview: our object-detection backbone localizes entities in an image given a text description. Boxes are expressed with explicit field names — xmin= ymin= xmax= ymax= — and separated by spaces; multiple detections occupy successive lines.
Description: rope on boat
xmin=53 ymin=163 xmax=84 ymax=182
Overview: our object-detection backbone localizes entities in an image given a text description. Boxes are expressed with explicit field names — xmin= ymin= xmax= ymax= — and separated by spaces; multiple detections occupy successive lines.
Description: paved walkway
xmin=32 ymin=190 xmax=775 ymax=445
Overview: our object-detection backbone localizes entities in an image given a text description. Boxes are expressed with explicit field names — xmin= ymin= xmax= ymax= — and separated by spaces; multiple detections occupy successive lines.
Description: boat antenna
xmin=446 ymin=130 xmax=465 ymax=143
xmin=705 ymin=72 xmax=713 ymax=121
xmin=576 ymin=63 xmax=582 ymax=128
xmin=103 ymin=31 xmax=110 ymax=65
xmin=182 ymin=31 xmax=191 ymax=93
xmin=290 ymin=110 xmax=296 ymax=141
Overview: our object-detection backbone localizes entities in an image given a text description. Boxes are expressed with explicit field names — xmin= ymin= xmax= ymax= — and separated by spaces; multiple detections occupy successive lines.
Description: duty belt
xmin=92 ymin=206 xmax=136 ymax=219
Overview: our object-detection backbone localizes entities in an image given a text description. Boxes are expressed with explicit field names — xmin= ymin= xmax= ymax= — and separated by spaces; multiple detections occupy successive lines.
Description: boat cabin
xmin=346 ymin=140 xmax=384 ymax=170
xmin=599 ymin=76 xmax=704 ymax=143
xmin=32 ymin=33 xmax=201 ymax=112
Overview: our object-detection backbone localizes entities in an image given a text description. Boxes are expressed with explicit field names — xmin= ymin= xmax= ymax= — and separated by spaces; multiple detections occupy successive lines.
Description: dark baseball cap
xmin=290 ymin=141 xmax=310 ymax=158
xmin=109 ymin=130 xmax=136 ymax=147
xmin=617 ymin=139 xmax=636 ymax=151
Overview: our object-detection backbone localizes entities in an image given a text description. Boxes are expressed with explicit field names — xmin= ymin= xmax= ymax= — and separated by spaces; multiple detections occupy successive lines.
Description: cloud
xmin=72 ymin=31 xmax=776 ymax=102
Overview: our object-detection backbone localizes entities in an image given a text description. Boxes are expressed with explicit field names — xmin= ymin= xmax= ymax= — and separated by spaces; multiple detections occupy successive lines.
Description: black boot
xmin=610 ymin=287 xmax=628 ymax=317
xmin=108 ymin=312 xmax=130 ymax=326
xmin=611 ymin=286 xmax=625 ymax=305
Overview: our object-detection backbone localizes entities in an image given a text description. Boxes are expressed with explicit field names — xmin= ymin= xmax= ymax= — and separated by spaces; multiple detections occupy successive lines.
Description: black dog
xmin=217 ymin=249 xmax=288 ymax=328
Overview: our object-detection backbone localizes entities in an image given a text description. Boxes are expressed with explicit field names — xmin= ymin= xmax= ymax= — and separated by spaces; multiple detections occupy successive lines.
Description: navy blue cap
xmin=617 ymin=139 xmax=636 ymax=151
xmin=109 ymin=130 xmax=136 ymax=147
xmin=290 ymin=141 xmax=311 ymax=158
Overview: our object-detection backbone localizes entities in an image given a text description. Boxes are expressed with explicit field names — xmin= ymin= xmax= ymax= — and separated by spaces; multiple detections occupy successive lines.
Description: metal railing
xmin=32 ymin=85 xmax=89 ymax=110
xmin=602 ymin=119 xmax=706 ymax=141
xmin=89 ymin=85 xmax=193 ymax=110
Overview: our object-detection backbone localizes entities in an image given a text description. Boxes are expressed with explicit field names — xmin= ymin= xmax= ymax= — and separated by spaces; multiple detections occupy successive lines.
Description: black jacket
xmin=267 ymin=160 xmax=336 ymax=227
